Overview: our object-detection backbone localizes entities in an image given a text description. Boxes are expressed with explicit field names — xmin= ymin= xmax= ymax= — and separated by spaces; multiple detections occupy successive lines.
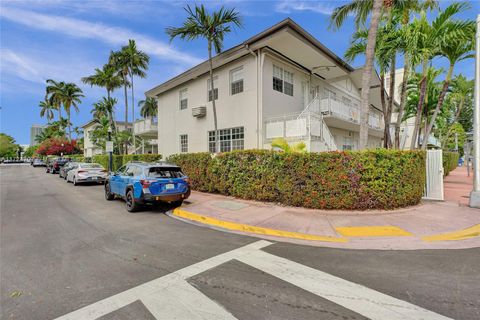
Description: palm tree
xmin=45 ymin=79 xmax=65 ymax=121
xmin=81 ymin=64 xmax=124 ymax=100
xmin=422 ymin=23 xmax=474 ymax=149
xmin=407 ymin=2 xmax=471 ymax=149
xmin=271 ymin=138 xmax=306 ymax=153
xmin=109 ymin=50 xmax=131 ymax=127
xmin=91 ymin=97 xmax=118 ymax=130
xmin=166 ymin=4 xmax=242 ymax=153
xmin=119 ymin=39 xmax=150 ymax=151
xmin=441 ymin=75 xmax=474 ymax=146
xmin=138 ymin=97 xmax=158 ymax=118
xmin=58 ymin=83 xmax=84 ymax=141
xmin=39 ymin=99 xmax=56 ymax=123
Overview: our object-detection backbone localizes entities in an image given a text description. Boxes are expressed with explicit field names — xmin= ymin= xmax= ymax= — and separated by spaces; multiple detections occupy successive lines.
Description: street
xmin=1 ymin=165 xmax=479 ymax=320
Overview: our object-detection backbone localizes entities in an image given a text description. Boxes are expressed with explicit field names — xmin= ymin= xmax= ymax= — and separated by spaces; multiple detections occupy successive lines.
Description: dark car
xmin=32 ymin=158 xmax=46 ymax=167
xmin=59 ymin=161 xmax=77 ymax=179
xmin=104 ymin=162 xmax=190 ymax=212
xmin=46 ymin=158 xmax=70 ymax=174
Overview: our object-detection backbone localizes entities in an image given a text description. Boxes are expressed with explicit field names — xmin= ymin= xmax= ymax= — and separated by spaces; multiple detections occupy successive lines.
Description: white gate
xmin=424 ymin=150 xmax=444 ymax=200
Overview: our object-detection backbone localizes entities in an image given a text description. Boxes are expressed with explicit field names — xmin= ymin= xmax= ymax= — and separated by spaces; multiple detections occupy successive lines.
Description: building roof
xmin=146 ymin=18 xmax=363 ymax=97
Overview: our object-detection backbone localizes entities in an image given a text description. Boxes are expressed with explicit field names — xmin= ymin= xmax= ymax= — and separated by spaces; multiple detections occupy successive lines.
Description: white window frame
xmin=230 ymin=66 xmax=244 ymax=95
xmin=179 ymin=88 xmax=188 ymax=110
xmin=208 ymin=127 xmax=244 ymax=153
xmin=180 ymin=134 xmax=188 ymax=153
xmin=273 ymin=64 xmax=293 ymax=96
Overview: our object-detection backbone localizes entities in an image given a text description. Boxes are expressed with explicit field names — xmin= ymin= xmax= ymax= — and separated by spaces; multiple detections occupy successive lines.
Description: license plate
xmin=165 ymin=183 xmax=175 ymax=190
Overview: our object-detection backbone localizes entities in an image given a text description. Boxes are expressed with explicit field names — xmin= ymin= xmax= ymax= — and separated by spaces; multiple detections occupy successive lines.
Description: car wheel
xmin=125 ymin=189 xmax=140 ymax=212
xmin=105 ymin=183 xmax=114 ymax=201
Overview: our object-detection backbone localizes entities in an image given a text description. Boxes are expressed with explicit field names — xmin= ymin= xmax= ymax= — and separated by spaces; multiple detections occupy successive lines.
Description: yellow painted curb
xmin=173 ymin=208 xmax=348 ymax=243
xmin=422 ymin=224 xmax=480 ymax=242
xmin=335 ymin=226 xmax=413 ymax=237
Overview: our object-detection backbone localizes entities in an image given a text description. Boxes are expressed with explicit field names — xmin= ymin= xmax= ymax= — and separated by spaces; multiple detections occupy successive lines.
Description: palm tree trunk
xmin=380 ymin=72 xmax=388 ymax=148
xmin=385 ymin=55 xmax=396 ymax=148
xmin=131 ymin=74 xmax=136 ymax=154
xmin=442 ymin=97 xmax=465 ymax=146
xmin=359 ymin=0 xmax=383 ymax=150
xmin=410 ymin=60 xmax=428 ymax=150
xmin=67 ymin=110 xmax=72 ymax=141
xmin=422 ymin=64 xmax=453 ymax=150
xmin=394 ymin=56 xmax=410 ymax=149
xmin=208 ymin=41 xmax=219 ymax=153
xmin=123 ymin=74 xmax=128 ymax=154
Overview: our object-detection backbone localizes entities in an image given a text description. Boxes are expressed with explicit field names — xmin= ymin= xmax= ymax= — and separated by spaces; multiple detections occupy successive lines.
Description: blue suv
xmin=105 ymin=162 xmax=190 ymax=212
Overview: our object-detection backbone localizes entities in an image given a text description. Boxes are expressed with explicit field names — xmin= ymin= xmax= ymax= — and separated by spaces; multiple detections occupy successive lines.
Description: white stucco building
xmin=146 ymin=19 xmax=386 ymax=157
xmin=81 ymin=120 xmax=132 ymax=158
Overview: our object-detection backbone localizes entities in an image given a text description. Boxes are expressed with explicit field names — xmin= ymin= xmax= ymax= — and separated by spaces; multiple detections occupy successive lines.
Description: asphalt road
xmin=1 ymin=164 xmax=479 ymax=320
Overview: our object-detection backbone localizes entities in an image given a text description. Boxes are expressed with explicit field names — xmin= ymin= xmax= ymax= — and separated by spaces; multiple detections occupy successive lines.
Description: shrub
xmin=36 ymin=138 xmax=81 ymax=156
xmin=91 ymin=154 xmax=162 ymax=171
xmin=443 ymin=152 xmax=459 ymax=176
xmin=167 ymin=149 xmax=426 ymax=210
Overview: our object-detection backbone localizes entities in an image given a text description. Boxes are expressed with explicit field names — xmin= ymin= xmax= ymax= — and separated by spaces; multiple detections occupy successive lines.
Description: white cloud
xmin=0 ymin=6 xmax=202 ymax=66
xmin=275 ymin=0 xmax=337 ymax=15
xmin=0 ymin=49 xmax=45 ymax=84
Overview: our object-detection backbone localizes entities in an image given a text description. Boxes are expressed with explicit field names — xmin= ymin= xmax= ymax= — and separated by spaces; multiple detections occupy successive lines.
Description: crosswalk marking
xmin=55 ymin=240 xmax=452 ymax=320
xmin=237 ymin=250 xmax=451 ymax=320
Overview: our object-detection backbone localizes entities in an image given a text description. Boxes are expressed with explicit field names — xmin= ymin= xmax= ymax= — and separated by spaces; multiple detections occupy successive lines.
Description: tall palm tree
xmin=138 ymin=97 xmax=158 ymax=118
xmin=81 ymin=64 xmax=124 ymax=100
xmin=59 ymin=83 xmax=84 ymax=141
xmin=408 ymin=2 xmax=470 ymax=149
xmin=109 ymin=50 xmax=131 ymax=127
xmin=91 ymin=97 xmax=117 ymax=129
xmin=422 ymin=24 xmax=474 ymax=149
xmin=119 ymin=39 xmax=150 ymax=151
xmin=45 ymin=79 xmax=65 ymax=121
xmin=166 ymin=4 xmax=242 ymax=153
xmin=38 ymin=99 xmax=55 ymax=123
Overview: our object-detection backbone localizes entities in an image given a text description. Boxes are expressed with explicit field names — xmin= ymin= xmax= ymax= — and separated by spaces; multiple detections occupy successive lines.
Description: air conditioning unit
xmin=192 ymin=106 xmax=207 ymax=118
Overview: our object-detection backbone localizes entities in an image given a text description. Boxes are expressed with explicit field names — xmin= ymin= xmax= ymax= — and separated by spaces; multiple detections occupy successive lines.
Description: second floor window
xmin=179 ymin=88 xmax=188 ymax=110
xmin=207 ymin=76 xmax=219 ymax=102
xmin=180 ymin=134 xmax=188 ymax=153
xmin=230 ymin=66 xmax=244 ymax=95
xmin=273 ymin=65 xmax=293 ymax=96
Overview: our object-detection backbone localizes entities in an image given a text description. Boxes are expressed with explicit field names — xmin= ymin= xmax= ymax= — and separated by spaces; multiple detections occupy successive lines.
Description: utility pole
xmin=469 ymin=15 xmax=480 ymax=208
xmin=107 ymin=126 xmax=113 ymax=172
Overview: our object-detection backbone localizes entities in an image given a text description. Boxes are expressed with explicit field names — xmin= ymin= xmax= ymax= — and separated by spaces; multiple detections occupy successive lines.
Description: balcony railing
xmin=133 ymin=117 xmax=158 ymax=136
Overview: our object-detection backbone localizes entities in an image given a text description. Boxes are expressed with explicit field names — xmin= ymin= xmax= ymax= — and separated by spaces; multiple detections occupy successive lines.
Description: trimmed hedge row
xmin=91 ymin=154 xmax=162 ymax=171
xmin=167 ymin=150 xmax=426 ymax=210
xmin=443 ymin=152 xmax=459 ymax=176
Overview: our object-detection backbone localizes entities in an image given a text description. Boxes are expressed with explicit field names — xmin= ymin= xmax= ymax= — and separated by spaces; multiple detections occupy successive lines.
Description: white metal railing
xmin=133 ymin=117 xmax=158 ymax=135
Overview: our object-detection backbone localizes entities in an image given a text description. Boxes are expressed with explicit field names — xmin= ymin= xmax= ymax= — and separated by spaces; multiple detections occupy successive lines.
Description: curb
xmin=171 ymin=208 xmax=348 ymax=243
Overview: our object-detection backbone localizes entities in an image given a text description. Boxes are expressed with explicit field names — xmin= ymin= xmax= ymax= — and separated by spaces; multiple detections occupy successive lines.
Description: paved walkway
xmin=171 ymin=166 xmax=480 ymax=250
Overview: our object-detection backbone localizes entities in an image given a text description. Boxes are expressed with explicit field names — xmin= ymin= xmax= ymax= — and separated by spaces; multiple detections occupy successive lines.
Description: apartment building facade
xmin=146 ymin=19 xmax=385 ymax=157
xmin=81 ymin=120 xmax=132 ymax=157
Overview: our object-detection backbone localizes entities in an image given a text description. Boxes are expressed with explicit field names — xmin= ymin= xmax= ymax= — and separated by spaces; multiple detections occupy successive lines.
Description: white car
xmin=66 ymin=163 xmax=108 ymax=186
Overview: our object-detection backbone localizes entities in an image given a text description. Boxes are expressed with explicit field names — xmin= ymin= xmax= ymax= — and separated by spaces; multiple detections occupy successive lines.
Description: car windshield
xmin=80 ymin=163 xmax=103 ymax=169
xmin=148 ymin=167 xmax=184 ymax=178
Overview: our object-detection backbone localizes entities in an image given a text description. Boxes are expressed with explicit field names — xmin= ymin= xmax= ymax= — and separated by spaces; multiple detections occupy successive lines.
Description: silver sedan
xmin=66 ymin=163 xmax=108 ymax=186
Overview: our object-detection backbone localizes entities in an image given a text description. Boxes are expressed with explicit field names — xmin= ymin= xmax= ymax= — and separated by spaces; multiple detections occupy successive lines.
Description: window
xmin=273 ymin=65 xmax=294 ymax=96
xmin=208 ymin=127 xmax=244 ymax=153
xmin=148 ymin=167 xmax=184 ymax=178
xmin=179 ymin=88 xmax=188 ymax=110
xmin=125 ymin=165 xmax=136 ymax=176
xmin=180 ymin=134 xmax=188 ymax=153
xmin=207 ymin=76 xmax=219 ymax=101
xmin=230 ymin=66 xmax=244 ymax=95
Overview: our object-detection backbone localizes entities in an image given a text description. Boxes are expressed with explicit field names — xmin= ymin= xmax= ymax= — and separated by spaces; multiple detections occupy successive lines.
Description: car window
xmin=148 ymin=167 xmax=184 ymax=178
xmin=125 ymin=165 xmax=136 ymax=176
xmin=80 ymin=163 xmax=103 ymax=169
xmin=116 ymin=166 xmax=127 ymax=175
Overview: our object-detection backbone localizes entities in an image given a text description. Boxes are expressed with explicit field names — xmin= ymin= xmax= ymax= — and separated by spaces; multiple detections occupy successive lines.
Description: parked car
xmin=66 ymin=163 xmax=108 ymax=185
xmin=46 ymin=158 xmax=70 ymax=174
xmin=104 ymin=162 xmax=190 ymax=212
xmin=59 ymin=161 xmax=77 ymax=179
xmin=32 ymin=158 xmax=46 ymax=167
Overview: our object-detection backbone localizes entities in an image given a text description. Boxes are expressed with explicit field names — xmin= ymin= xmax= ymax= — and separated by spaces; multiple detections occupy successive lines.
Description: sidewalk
xmin=171 ymin=166 xmax=480 ymax=250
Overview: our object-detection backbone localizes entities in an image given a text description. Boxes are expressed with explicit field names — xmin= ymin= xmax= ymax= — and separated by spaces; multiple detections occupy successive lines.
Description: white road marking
xmin=54 ymin=240 xmax=271 ymax=320
xmin=55 ymin=240 xmax=452 ymax=320
xmin=237 ymin=250 xmax=452 ymax=320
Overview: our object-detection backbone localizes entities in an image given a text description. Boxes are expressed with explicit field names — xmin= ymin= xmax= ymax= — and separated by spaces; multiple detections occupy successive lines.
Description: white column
xmin=469 ymin=15 xmax=480 ymax=208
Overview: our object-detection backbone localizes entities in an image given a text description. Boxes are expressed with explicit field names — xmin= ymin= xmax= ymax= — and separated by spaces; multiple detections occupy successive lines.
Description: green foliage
xmin=271 ymin=138 xmax=306 ymax=153
xmin=0 ymin=133 xmax=19 ymax=158
xmin=23 ymin=145 xmax=39 ymax=158
xmin=91 ymin=154 xmax=162 ymax=171
xmin=443 ymin=152 xmax=459 ymax=176
xmin=168 ymin=150 xmax=426 ymax=210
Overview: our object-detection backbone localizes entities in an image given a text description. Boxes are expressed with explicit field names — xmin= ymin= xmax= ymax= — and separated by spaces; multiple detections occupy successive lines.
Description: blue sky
xmin=1 ymin=0 xmax=478 ymax=145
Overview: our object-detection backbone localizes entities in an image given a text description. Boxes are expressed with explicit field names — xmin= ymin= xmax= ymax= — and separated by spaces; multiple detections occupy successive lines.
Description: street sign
xmin=106 ymin=141 xmax=113 ymax=153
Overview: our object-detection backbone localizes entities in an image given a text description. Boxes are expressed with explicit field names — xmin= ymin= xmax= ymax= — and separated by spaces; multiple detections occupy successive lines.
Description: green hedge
xmin=167 ymin=150 xmax=426 ymax=210
xmin=91 ymin=154 xmax=162 ymax=170
xmin=443 ymin=152 xmax=459 ymax=176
